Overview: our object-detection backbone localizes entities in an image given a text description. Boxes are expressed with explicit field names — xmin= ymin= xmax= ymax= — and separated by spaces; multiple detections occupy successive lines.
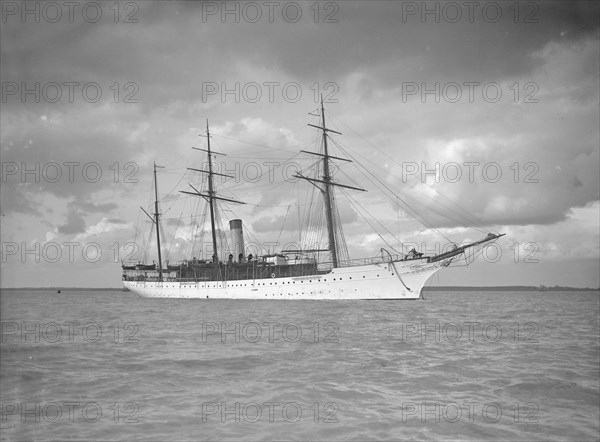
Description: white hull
xmin=123 ymin=258 xmax=447 ymax=300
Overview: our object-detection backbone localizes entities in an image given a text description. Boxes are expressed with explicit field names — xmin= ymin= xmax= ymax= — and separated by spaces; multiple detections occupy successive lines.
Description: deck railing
xmin=122 ymin=250 xmax=431 ymax=282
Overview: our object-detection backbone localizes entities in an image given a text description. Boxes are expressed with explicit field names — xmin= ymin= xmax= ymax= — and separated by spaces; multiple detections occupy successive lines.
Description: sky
xmin=1 ymin=0 xmax=599 ymax=288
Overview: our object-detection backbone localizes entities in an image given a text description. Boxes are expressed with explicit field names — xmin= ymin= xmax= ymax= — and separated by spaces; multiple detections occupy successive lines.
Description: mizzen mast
xmin=140 ymin=162 xmax=165 ymax=280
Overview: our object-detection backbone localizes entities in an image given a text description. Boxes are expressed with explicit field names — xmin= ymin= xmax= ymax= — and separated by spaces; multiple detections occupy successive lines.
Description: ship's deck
xmin=122 ymin=252 xmax=434 ymax=283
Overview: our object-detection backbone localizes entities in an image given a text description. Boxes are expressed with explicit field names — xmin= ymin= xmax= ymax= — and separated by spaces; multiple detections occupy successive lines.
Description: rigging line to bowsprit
xmin=339 ymin=187 xmax=398 ymax=245
xmin=450 ymin=241 xmax=495 ymax=268
xmin=320 ymin=126 xmax=448 ymax=233
xmin=340 ymin=188 xmax=409 ymax=254
xmin=329 ymin=132 xmax=481 ymax=229
xmin=341 ymin=141 xmax=489 ymax=234
xmin=349 ymin=145 xmax=488 ymax=232
xmin=336 ymin=161 xmax=483 ymax=236
xmin=328 ymin=114 xmax=490 ymax=232
xmin=331 ymin=139 xmax=453 ymax=242
xmin=331 ymin=135 xmax=488 ymax=237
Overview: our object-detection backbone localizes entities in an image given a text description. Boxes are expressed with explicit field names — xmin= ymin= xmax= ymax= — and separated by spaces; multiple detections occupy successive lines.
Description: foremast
xmin=318 ymin=100 xmax=338 ymax=268
xmin=295 ymin=98 xmax=366 ymax=268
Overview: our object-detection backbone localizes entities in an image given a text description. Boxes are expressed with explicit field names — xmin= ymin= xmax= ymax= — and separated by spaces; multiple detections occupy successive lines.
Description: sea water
xmin=1 ymin=289 xmax=598 ymax=441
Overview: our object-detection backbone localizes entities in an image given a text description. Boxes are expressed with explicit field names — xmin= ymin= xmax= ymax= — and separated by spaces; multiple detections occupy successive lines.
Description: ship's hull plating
xmin=122 ymin=259 xmax=446 ymax=299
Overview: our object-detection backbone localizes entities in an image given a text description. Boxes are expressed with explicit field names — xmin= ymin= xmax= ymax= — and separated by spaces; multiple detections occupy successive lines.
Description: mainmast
xmin=295 ymin=98 xmax=366 ymax=268
xmin=153 ymin=162 xmax=163 ymax=280
xmin=180 ymin=121 xmax=245 ymax=266
xmin=206 ymin=122 xmax=219 ymax=263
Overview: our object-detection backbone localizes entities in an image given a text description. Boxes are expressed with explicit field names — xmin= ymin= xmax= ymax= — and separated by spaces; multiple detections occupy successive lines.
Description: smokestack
xmin=229 ymin=219 xmax=245 ymax=262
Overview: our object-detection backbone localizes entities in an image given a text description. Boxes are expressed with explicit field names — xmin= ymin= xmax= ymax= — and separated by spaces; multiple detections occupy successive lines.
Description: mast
xmin=294 ymin=98 xmax=366 ymax=268
xmin=153 ymin=162 xmax=163 ymax=281
xmin=206 ymin=121 xmax=219 ymax=263
xmin=320 ymin=99 xmax=338 ymax=268
xmin=180 ymin=121 xmax=246 ymax=267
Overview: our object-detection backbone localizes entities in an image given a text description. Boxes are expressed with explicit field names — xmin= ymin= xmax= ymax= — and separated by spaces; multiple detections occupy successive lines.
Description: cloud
xmin=72 ymin=217 xmax=132 ymax=242
xmin=57 ymin=210 xmax=85 ymax=234
xmin=1 ymin=0 xmax=598 ymax=287
xmin=79 ymin=201 xmax=118 ymax=213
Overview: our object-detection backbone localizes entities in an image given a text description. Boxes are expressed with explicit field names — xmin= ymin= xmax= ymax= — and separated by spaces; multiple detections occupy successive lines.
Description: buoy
xmin=271 ymin=273 xmax=276 ymax=278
